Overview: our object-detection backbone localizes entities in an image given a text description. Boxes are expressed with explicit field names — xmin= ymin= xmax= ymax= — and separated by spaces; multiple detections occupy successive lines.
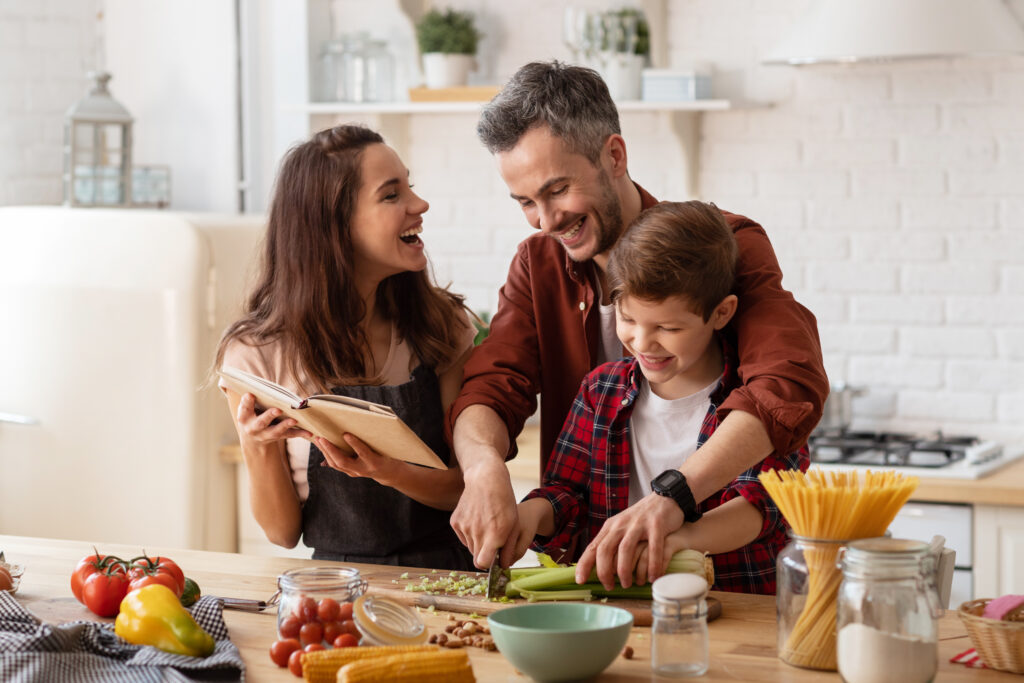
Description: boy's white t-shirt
xmin=628 ymin=375 xmax=721 ymax=505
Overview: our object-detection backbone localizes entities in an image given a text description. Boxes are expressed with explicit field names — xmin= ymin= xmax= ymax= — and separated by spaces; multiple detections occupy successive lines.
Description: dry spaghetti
xmin=759 ymin=468 xmax=918 ymax=670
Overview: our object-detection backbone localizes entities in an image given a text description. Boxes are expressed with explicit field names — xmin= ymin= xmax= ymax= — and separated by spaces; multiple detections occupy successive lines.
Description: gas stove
xmin=807 ymin=430 xmax=1024 ymax=480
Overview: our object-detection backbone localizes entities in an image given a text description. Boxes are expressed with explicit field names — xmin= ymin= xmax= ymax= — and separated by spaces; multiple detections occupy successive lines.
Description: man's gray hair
xmin=476 ymin=61 xmax=621 ymax=164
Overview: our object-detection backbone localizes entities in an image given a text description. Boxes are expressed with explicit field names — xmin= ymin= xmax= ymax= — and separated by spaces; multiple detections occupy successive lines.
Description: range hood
xmin=762 ymin=0 xmax=1024 ymax=65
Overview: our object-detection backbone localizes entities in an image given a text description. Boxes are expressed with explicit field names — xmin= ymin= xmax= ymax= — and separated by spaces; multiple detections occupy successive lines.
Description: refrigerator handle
xmin=0 ymin=412 xmax=40 ymax=426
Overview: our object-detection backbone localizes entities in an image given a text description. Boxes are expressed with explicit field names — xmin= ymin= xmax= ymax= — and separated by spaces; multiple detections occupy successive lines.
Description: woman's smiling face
xmin=349 ymin=143 xmax=430 ymax=285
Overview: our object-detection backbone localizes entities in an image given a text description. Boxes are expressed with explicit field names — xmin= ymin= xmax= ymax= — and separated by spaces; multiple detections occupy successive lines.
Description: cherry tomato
xmin=338 ymin=601 xmax=354 ymax=622
xmin=340 ymin=619 xmax=360 ymax=637
xmin=317 ymin=597 xmax=340 ymax=622
xmin=279 ymin=615 xmax=301 ymax=639
xmin=269 ymin=638 xmax=301 ymax=668
xmin=0 ymin=566 xmax=13 ymax=591
xmin=295 ymin=596 xmax=318 ymax=623
xmin=304 ymin=643 xmax=325 ymax=653
xmin=287 ymin=648 xmax=304 ymax=677
xmin=71 ymin=553 xmax=125 ymax=603
xmin=299 ymin=621 xmax=324 ymax=647
xmin=333 ymin=633 xmax=359 ymax=649
xmin=322 ymin=620 xmax=343 ymax=644
xmin=81 ymin=570 xmax=130 ymax=617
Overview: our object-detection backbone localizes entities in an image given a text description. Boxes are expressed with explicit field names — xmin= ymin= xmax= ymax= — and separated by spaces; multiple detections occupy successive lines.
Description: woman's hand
xmin=236 ymin=393 xmax=312 ymax=445
xmin=314 ymin=434 xmax=401 ymax=485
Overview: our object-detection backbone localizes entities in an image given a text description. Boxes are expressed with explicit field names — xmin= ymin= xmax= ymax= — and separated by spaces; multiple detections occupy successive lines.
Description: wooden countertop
xmin=0 ymin=534 xmax=1015 ymax=682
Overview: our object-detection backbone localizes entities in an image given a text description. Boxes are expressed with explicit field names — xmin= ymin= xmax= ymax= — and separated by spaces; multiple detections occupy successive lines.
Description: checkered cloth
xmin=0 ymin=590 xmax=244 ymax=682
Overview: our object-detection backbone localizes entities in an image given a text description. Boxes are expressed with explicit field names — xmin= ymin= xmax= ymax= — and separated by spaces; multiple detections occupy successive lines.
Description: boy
xmin=514 ymin=201 xmax=808 ymax=594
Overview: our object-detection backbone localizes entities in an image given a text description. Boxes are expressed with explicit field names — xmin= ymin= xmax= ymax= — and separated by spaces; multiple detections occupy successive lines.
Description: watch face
xmin=652 ymin=469 xmax=683 ymax=492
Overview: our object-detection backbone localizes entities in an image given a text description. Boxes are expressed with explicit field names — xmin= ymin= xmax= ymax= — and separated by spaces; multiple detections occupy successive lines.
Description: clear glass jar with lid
xmin=651 ymin=572 xmax=709 ymax=677
xmin=836 ymin=537 xmax=942 ymax=683
xmin=361 ymin=39 xmax=394 ymax=103
xmin=275 ymin=566 xmax=368 ymax=642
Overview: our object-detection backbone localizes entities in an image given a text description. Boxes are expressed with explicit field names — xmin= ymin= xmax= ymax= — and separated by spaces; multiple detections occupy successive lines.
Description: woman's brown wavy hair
xmin=215 ymin=124 xmax=470 ymax=391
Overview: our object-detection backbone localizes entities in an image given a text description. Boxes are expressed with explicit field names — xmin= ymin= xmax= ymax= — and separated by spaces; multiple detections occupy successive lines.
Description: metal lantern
xmin=63 ymin=71 xmax=133 ymax=207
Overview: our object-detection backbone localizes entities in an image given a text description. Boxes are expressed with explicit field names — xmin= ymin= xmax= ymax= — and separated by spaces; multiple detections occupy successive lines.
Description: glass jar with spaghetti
xmin=775 ymin=533 xmax=851 ymax=670
xmin=836 ymin=538 xmax=941 ymax=683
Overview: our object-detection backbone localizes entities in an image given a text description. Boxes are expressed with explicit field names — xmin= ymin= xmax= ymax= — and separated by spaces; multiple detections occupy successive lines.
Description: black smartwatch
xmin=651 ymin=469 xmax=702 ymax=522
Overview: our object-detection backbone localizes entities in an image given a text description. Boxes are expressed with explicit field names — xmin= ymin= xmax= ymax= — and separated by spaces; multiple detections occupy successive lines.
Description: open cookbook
xmin=217 ymin=366 xmax=447 ymax=470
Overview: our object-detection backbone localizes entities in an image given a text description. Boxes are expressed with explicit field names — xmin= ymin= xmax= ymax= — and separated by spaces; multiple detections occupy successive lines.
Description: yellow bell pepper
xmin=115 ymin=584 xmax=215 ymax=657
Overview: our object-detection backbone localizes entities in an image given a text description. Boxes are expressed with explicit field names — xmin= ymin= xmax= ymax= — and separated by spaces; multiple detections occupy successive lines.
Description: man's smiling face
xmin=496 ymin=125 xmax=624 ymax=263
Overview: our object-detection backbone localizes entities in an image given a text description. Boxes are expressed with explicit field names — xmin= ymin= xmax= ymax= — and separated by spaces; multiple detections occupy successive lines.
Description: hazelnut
xmin=428 ymin=634 xmax=438 ymax=644
xmin=463 ymin=622 xmax=478 ymax=635
xmin=444 ymin=637 xmax=464 ymax=648
xmin=622 ymin=645 xmax=634 ymax=660
xmin=436 ymin=633 xmax=448 ymax=645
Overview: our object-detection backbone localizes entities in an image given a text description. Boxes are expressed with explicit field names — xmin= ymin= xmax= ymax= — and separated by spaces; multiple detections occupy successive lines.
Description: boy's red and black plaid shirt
xmin=523 ymin=337 xmax=809 ymax=595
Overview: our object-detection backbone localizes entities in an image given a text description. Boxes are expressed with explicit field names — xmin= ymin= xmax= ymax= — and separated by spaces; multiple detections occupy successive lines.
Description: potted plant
xmin=415 ymin=7 xmax=482 ymax=88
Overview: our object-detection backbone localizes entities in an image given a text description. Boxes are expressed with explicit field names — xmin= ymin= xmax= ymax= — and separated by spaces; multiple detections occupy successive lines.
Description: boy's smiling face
xmin=616 ymin=293 xmax=737 ymax=400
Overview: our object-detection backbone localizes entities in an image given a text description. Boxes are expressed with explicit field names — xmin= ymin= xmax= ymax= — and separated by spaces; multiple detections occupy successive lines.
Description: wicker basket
xmin=958 ymin=599 xmax=1024 ymax=674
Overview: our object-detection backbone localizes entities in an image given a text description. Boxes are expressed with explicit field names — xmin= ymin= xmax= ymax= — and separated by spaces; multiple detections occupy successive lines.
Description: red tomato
xmin=71 ymin=553 xmax=125 ymax=603
xmin=128 ymin=570 xmax=182 ymax=597
xmin=269 ymin=638 xmax=301 ymax=668
xmin=127 ymin=555 xmax=184 ymax=597
xmin=279 ymin=615 xmax=301 ymax=639
xmin=81 ymin=570 xmax=130 ymax=617
xmin=287 ymin=648 xmax=304 ymax=677
xmin=322 ymin=620 xmax=343 ymax=644
xmin=295 ymin=596 xmax=318 ymax=623
xmin=304 ymin=643 xmax=325 ymax=653
xmin=338 ymin=601 xmax=354 ymax=622
xmin=340 ymin=619 xmax=360 ymax=637
xmin=317 ymin=597 xmax=340 ymax=622
xmin=299 ymin=621 xmax=324 ymax=647
xmin=333 ymin=633 xmax=359 ymax=649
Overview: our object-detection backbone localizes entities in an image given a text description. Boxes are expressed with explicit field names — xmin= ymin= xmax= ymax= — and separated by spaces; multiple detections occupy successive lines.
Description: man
xmin=446 ymin=61 xmax=828 ymax=589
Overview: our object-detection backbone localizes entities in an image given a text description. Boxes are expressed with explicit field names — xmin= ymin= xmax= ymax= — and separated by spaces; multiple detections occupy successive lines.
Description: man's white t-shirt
xmin=628 ymin=375 xmax=721 ymax=505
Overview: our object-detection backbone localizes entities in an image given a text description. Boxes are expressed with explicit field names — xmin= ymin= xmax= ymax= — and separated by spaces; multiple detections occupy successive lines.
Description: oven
xmin=807 ymin=430 xmax=1024 ymax=606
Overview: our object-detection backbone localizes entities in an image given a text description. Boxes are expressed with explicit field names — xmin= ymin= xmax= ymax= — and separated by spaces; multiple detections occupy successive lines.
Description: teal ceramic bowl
xmin=487 ymin=603 xmax=633 ymax=682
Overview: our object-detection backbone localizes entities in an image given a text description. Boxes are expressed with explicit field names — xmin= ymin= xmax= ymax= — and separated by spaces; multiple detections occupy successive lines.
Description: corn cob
xmin=301 ymin=644 xmax=435 ymax=683
xmin=337 ymin=648 xmax=475 ymax=683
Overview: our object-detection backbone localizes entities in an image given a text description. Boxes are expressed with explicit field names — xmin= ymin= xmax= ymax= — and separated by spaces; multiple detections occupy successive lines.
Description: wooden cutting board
xmin=358 ymin=566 xmax=721 ymax=628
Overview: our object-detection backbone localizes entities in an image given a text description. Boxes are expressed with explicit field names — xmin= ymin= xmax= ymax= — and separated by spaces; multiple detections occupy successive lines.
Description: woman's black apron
xmin=301 ymin=363 xmax=475 ymax=571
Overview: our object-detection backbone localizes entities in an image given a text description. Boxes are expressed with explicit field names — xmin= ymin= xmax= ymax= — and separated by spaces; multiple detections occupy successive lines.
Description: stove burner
xmin=808 ymin=430 xmax=976 ymax=469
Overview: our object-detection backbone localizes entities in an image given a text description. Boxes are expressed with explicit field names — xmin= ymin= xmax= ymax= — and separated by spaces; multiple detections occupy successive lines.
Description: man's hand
xmin=575 ymin=493 xmax=684 ymax=589
xmin=450 ymin=458 xmax=521 ymax=569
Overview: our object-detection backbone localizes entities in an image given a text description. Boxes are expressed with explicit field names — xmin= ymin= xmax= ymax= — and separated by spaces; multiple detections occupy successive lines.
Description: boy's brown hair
xmin=608 ymin=201 xmax=738 ymax=321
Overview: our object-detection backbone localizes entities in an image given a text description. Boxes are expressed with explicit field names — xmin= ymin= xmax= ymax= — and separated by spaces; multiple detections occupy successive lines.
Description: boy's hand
xmin=633 ymin=528 xmax=691 ymax=586
xmin=512 ymin=499 xmax=550 ymax=564
xmin=575 ymin=493 xmax=684 ymax=590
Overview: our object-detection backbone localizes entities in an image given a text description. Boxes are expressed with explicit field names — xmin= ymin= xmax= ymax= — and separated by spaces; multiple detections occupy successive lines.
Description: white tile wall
xmin=0 ymin=0 xmax=100 ymax=205
xmin=5 ymin=0 xmax=1024 ymax=444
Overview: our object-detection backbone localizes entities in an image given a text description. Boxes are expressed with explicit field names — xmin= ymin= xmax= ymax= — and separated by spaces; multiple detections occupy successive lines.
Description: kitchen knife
xmin=485 ymin=553 xmax=510 ymax=599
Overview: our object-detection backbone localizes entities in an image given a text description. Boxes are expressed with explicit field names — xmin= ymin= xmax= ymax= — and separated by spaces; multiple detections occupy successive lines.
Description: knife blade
xmin=485 ymin=553 xmax=510 ymax=599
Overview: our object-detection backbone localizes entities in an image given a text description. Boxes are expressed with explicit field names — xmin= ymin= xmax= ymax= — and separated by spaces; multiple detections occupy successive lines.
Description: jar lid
xmin=652 ymin=573 xmax=708 ymax=602
xmin=847 ymin=537 xmax=928 ymax=556
xmin=841 ymin=537 xmax=933 ymax=577
xmin=352 ymin=595 xmax=428 ymax=646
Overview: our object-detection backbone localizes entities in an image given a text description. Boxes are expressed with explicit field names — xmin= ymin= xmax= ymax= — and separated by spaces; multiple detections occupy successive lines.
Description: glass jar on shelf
xmin=361 ymin=39 xmax=394 ymax=103
xmin=776 ymin=534 xmax=851 ymax=670
xmin=836 ymin=537 xmax=941 ymax=683
xmin=317 ymin=39 xmax=347 ymax=102
xmin=275 ymin=566 xmax=368 ymax=642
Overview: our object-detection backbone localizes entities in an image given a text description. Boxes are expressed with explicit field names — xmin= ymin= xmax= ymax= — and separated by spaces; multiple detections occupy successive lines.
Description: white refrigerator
xmin=0 ymin=207 xmax=265 ymax=552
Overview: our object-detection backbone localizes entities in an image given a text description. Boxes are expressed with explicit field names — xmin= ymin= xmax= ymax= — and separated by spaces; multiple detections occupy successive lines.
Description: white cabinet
xmin=973 ymin=505 xmax=1024 ymax=597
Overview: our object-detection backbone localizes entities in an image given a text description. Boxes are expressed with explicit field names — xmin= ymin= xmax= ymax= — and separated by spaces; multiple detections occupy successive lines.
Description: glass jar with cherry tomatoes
xmin=275 ymin=567 xmax=368 ymax=648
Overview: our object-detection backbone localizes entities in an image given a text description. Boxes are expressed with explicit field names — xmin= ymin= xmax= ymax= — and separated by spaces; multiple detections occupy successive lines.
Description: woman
xmin=214 ymin=125 xmax=476 ymax=570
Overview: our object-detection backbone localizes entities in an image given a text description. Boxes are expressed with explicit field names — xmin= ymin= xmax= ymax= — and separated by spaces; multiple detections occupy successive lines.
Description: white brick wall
xmin=0 ymin=0 xmax=100 ymax=206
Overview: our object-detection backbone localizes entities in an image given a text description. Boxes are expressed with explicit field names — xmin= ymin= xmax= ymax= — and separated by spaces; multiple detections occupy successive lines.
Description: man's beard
xmin=561 ymin=169 xmax=624 ymax=262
